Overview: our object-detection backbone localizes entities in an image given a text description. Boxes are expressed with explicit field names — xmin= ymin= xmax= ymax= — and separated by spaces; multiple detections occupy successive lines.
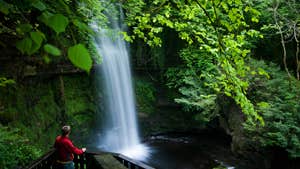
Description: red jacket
xmin=54 ymin=135 xmax=83 ymax=161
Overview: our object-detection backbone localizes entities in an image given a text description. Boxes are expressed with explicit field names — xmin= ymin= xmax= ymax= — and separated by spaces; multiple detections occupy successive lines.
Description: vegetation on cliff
xmin=0 ymin=0 xmax=299 ymax=168
xmin=123 ymin=0 xmax=300 ymax=159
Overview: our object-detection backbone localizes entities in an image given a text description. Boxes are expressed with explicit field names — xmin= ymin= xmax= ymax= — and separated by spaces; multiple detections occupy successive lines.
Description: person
xmin=54 ymin=125 xmax=86 ymax=169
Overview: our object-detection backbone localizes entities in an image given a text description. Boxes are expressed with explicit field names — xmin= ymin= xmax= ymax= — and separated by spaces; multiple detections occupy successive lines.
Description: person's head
xmin=61 ymin=125 xmax=71 ymax=136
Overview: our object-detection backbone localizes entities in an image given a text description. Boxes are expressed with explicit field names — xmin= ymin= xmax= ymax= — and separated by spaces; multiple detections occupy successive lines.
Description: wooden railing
xmin=114 ymin=154 xmax=155 ymax=169
xmin=25 ymin=149 xmax=56 ymax=169
xmin=25 ymin=149 xmax=155 ymax=169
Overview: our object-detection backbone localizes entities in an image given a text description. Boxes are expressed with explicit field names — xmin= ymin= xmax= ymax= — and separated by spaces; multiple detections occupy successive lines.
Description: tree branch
xmin=294 ymin=23 xmax=300 ymax=80
xmin=195 ymin=0 xmax=224 ymax=51
xmin=273 ymin=0 xmax=291 ymax=78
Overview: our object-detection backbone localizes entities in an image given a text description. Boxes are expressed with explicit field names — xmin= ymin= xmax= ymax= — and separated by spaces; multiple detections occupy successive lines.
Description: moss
xmin=62 ymin=75 xmax=98 ymax=142
xmin=134 ymin=76 xmax=201 ymax=136
xmin=0 ymin=126 xmax=43 ymax=169
xmin=0 ymin=74 xmax=99 ymax=154
xmin=64 ymin=75 xmax=96 ymax=114
xmin=134 ymin=77 xmax=156 ymax=115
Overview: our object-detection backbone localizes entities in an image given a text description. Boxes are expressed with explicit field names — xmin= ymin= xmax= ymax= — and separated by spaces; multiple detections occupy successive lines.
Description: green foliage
xmin=44 ymin=44 xmax=61 ymax=56
xmin=68 ymin=44 xmax=92 ymax=73
xmin=123 ymin=0 xmax=264 ymax=125
xmin=245 ymin=59 xmax=300 ymax=157
xmin=165 ymin=48 xmax=218 ymax=123
xmin=16 ymin=37 xmax=33 ymax=55
xmin=40 ymin=13 xmax=69 ymax=34
xmin=135 ymin=78 xmax=156 ymax=114
xmin=0 ymin=0 xmax=108 ymax=72
xmin=0 ymin=126 xmax=42 ymax=169
xmin=32 ymin=0 xmax=47 ymax=11
xmin=0 ymin=79 xmax=62 ymax=145
xmin=0 ymin=75 xmax=97 ymax=164
xmin=63 ymin=75 xmax=97 ymax=142
xmin=0 ymin=0 xmax=12 ymax=15
xmin=0 ymin=77 xmax=15 ymax=87
xmin=257 ymin=0 xmax=300 ymax=78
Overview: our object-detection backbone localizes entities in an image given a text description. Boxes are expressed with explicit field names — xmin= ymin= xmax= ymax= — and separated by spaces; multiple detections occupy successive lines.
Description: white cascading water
xmin=93 ymin=3 xmax=148 ymax=160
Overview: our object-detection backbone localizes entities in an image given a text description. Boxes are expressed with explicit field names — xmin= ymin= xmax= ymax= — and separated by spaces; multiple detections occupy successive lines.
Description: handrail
xmin=25 ymin=148 xmax=56 ymax=169
xmin=114 ymin=154 xmax=155 ymax=169
xmin=86 ymin=150 xmax=154 ymax=169
xmin=25 ymin=149 xmax=155 ymax=169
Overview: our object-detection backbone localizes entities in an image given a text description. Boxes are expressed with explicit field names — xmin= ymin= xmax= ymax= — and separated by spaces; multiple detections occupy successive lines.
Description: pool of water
xmin=138 ymin=132 xmax=252 ymax=169
xmin=89 ymin=131 xmax=259 ymax=169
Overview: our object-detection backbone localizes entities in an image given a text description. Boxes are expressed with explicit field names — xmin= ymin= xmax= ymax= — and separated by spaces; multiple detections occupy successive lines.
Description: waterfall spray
xmin=93 ymin=3 xmax=148 ymax=160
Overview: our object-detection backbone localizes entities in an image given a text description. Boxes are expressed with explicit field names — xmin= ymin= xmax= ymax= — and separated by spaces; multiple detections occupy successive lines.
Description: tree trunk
xmin=273 ymin=1 xmax=292 ymax=79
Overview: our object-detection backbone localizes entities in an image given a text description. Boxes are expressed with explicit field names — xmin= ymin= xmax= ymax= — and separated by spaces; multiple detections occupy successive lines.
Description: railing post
xmin=74 ymin=154 xmax=79 ymax=169
xmin=25 ymin=149 xmax=56 ymax=169
xmin=79 ymin=154 xmax=85 ymax=169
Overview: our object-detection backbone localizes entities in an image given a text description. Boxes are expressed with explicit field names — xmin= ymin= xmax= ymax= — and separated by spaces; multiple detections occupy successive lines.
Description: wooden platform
xmin=93 ymin=154 xmax=127 ymax=169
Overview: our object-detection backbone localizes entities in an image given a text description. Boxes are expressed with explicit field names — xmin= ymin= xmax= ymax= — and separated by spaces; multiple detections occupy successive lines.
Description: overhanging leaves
xmin=16 ymin=37 xmax=32 ymax=55
xmin=39 ymin=13 xmax=69 ymax=34
xmin=30 ymin=31 xmax=45 ymax=46
xmin=67 ymin=44 xmax=92 ymax=73
xmin=48 ymin=14 xmax=69 ymax=34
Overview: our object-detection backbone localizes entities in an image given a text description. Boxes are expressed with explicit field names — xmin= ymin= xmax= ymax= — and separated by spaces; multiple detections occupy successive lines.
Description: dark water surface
xmin=89 ymin=131 xmax=259 ymax=169
xmin=140 ymin=132 xmax=252 ymax=169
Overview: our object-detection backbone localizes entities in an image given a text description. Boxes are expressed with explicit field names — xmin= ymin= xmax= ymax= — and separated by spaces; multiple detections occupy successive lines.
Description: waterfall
xmin=93 ymin=3 xmax=148 ymax=160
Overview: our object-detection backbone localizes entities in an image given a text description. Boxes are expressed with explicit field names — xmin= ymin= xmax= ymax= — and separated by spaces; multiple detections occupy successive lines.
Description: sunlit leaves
xmin=124 ymin=0 xmax=264 ymax=125
xmin=0 ymin=77 xmax=15 ymax=87
xmin=1 ymin=0 xmax=109 ymax=74
xmin=67 ymin=44 xmax=92 ymax=73
xmin=47 ymin=14 xmax=69 ymax=34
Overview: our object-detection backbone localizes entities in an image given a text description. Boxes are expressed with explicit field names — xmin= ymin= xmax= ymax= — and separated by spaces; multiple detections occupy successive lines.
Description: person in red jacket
xmin=54 ymin=125 xmax=86 ymax=169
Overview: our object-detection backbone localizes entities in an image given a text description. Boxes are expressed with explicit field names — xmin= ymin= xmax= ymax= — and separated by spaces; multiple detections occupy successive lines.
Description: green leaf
xmin=43 ymin=44 xmax=61 ymax=56
xmin=16 ymin=24 xmax=33 ymax=35
xmin=48 ymin=14 xmax=69 ymax=34
xmin=32 ymin=1 xmax=46 ymax=11
xmin=29 ymin=43 xmax=41 ymax=55
xmin=72 ymin=19 xmax=93 ymax=33
xmin=30 ymin=31 xmax=44 ymax=46
xmin=38 ymin=11 xmax=53 ymax=25
xmin=43 ymin=55 xmax=51 ymax=64
xmin=67 ymin=44 xmax=92 ymax=73
xmin=0 ymin=77 xmax=15 ymax=87
xmin=26 ymin=31 xmax=45 ymax=55
xmin=0 ymin=0 xmax=12 ymax=15
xmin=38 ymin=13 xmax=69 ymax=34
xmin=16 ymin=37 xmax=32 ymax=55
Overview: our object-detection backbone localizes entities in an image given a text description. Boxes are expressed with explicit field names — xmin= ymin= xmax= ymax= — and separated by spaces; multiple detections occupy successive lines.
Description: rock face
xmin=218 ymin=96 xmax=247 ymax=155
xmin=217 ymin=96 xmax=269 ymax=169
xmin=0 ymin=59 xmax=100 ymax=148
